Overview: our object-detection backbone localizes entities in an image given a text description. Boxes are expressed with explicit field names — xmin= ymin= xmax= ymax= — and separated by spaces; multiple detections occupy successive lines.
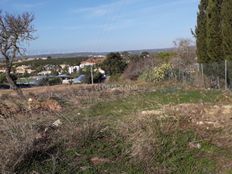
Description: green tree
xmin=101 ymin=52 xmax=127 ymax=75
xmin=206 ymin=0 xmax=223 ymax=62
xmin=0 ymin=73 xmax=6 ymax=84
xmin=63 ymin=66 xmax=69 ymax=74
xmin=121 ymin=51 xmax=131 ymax=63
xmin=0 ymin=73 xmax=17 ymax=84
xmin=51 ymin=69 xmax=59 ymax=76
xmin=221 ymin=0 xmax=232 ymax=60
xmin=80 ymin=66 xmax=104 ymax=84
xmin=23 ymin=70 xmax=30 ymax=78
xmin=140 ymin=52 xmax=150 ymax=58
xmin=195 ymin=0 xmax=209 ymax=63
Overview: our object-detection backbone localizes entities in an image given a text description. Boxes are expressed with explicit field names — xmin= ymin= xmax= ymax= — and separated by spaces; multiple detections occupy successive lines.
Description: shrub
xmin=101 ymin=52 xmax=127 ymax=75
xmin=158 ymin=51 xmax=177 ymax=62
xmin=139 ymin=63 xmax=172 ymax=82
xmin=48 ymin=77 xmax=62 ymax=86
xmin=80 ymin=66 xmax=105 ymax=84
xmin=122 ymin=54 xmax=154 ymax=80
xmin=109 ymin=74 xmax=122 ymax=82
xmin=0 ymin=73 xmax=17 ymax=84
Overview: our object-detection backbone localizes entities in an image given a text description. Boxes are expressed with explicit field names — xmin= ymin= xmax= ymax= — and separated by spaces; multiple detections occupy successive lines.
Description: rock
xmin=196 ymin=121 xmax=204 ymax=125
xmin=222 ymin=105 xmax=232 ymax=114
xmin=189 ymin=142 xmax=201 ymax=149
xmin=80 ymin=166 xmax=90 ymax=171
xmin=52 ymin=119 xmax=62 ymax=128
xmin=141 ymin=110 xmax=163 ymax=116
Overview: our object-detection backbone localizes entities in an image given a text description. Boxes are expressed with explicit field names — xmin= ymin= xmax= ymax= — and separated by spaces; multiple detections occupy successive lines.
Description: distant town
xmin=0 ymin=55 xmax=107 ymax=88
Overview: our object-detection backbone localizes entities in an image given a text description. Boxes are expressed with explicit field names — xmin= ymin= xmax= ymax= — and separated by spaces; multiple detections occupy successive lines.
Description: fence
xmin=200 ymin=60 xmax=232 ymax=89
xmin=166 ymin=60 xmax=231 ymax=90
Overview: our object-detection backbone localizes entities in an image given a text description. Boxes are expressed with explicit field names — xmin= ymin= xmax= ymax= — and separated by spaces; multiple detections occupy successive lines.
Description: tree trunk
xmin=5 ymin=67 xmax=25 ymax=99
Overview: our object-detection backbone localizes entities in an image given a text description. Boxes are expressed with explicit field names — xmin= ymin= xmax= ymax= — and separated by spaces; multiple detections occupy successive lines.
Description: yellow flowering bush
xmin=139 ymin=63 xmax=172 ymax=82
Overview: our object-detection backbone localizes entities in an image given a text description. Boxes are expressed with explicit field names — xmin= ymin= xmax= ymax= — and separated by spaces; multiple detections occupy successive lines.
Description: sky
xmin=1 ymin=0 xmax=199 ymax=54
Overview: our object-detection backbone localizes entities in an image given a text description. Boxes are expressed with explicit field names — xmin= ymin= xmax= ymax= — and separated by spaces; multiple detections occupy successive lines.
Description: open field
xmin=1 ymin=83 xmax=232 ymax=173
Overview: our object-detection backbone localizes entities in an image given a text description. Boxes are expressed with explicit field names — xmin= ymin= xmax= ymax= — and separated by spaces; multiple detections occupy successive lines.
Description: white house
xmin=60 ymin=64 xmax=67 ymax=69
xmin=97 ymin=68 xmax=105 ymax=74
xmin=80 ymin=58 xmax=105 ymax=68
xmin=40 ymin=57 xmax=48 ymax=60
xmin=16 ymin=65 xmax=35 ymax=74
xmin=0 ymin=67 xmax=5 ymax=73
xmin=38 ymin=70 xmax=52 ymax=76
xmin=68 ymin=66 xmax=80 ymax=74
xmin=80 ymin=62 xmax=95 ymax=68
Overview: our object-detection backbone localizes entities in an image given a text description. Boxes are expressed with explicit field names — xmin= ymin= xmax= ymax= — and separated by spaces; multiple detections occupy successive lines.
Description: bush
xmin=48 ymin=77 xmax=62 ymax=86
xmin=81 ymin=66 xmax=105 ymax=84
xmin=122 ymin=54 xmax=154 ymax=80
xmin=157 ymin=51 xmax=177 ymax=62
xmin=139 ymin=63 xmax=172 ymax=82
xmin=0 ymin=73 xmax=5 ymax=84
xmin=109 ymin=74 xmax=122 ymax=82
xmin=0 ymin=73 xmax=18 ymax=84
xmin=101 ymin=52 xmax=127 ymax=75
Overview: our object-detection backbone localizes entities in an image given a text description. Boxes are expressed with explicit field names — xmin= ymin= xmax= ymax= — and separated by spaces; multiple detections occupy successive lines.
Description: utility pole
xmin=91 ymin=65 xmax=94 ymax=85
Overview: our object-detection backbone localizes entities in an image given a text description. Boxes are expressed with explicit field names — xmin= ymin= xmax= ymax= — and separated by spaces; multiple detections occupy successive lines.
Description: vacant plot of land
xmin=1 ymin=84 xmax=232 ymax=173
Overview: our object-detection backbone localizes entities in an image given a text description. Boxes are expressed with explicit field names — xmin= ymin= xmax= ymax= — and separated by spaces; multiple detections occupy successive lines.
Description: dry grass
xmin=1 ymin=84 xmax=232 ymax=173
xmin=0 ymin=84 xmax=142 ymax=173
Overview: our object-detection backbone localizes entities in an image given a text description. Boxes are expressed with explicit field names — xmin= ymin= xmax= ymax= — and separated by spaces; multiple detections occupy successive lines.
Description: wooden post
xmin=91 ymin=65 xmax=94 ymax=85
xmin=225 ymin=59 xmax=228 ymax=90
xmin=201 ymin=63 xmax=205 ymax=88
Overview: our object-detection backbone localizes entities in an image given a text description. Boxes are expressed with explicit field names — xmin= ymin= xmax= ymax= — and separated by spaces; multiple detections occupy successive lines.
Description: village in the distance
xmin=0 ymin=54 xmax=107 ymax=88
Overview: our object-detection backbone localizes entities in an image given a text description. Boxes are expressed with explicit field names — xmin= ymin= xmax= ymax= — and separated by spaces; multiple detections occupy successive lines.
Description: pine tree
xmin=221 ymin=0 xmax=232 ymax=60
xmin=206 ymin=0 xmax=223 ymax=62
xmin=195 ymin=0 xmax=209 ymax=63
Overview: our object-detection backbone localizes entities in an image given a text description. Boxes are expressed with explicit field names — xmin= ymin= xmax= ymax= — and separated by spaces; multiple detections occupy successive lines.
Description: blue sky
xmin=1 ymin=0 xmax=198 ymax=54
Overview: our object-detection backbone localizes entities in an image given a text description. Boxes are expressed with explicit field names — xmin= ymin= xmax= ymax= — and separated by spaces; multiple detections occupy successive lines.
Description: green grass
xmin=20 ymin=124 xmax=218 ymax=174
xmin=19 ymin=129 xmax=142 ymax=174
xmin=153 ymin=130 xmax=216 ymax=174
xmin=83 ymin=89 xmax=222 ymax=119
xmin=14 ymin=88 xmax=232 ymax=174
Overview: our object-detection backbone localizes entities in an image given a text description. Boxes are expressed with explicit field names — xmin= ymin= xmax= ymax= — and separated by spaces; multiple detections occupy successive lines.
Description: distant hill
xmin=124 ymin=48 xmax=176 ymax=55
xmin=0 ymin=47 xmax=175 ymax=61
xmin=26 ymin=48 xmax=175 ymax=58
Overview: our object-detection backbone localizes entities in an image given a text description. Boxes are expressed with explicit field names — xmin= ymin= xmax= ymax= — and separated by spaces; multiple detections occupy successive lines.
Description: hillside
xmin=1 ymin=83 xmax=232 ymax=173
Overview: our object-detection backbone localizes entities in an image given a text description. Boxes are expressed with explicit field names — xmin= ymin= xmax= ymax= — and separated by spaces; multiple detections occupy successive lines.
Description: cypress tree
xmin=206 ymin=0 xmax=223 ymax=62
xmin=195 ymin=0 xmax=209 ymax=63
xmin=221 ymin=0 xmax=232 ymax=60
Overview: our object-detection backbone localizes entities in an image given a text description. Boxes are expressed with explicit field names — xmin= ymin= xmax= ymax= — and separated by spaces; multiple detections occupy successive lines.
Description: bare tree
xmin=173 ymin=38 xmax=196 ymax=66
xmin=0 ymin=11 xmax=35 ymax=97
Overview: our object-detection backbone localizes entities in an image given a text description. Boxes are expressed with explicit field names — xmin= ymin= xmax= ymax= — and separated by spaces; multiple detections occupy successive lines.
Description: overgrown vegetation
xmin=1 ymin=84 xmax=232 ymax=173
xmin=101 ymin=52 xmax=127 ymax=76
